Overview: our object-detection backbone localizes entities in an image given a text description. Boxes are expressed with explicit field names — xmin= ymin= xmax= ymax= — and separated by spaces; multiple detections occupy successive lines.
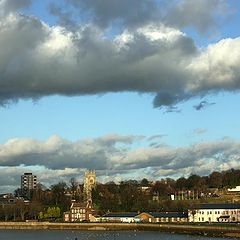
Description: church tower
xmin=83 ymin=170 xmax=96 ymax=203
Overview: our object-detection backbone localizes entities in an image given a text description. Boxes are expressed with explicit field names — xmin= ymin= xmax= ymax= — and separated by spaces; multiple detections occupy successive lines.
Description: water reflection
xmin=0 ymin=230 xmax=236 ymax=240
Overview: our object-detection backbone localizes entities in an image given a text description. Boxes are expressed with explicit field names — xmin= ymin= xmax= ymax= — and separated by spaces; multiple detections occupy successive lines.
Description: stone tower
xmin=83 ymin=170 xmax=96 ymax=203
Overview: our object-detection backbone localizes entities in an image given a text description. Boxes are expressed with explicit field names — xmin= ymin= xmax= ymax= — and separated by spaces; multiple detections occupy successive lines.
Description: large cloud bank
xmin=0 ymin=0 xmax=239 ymax=108
xmin=1 ymin=134 xmax=240 ymax=191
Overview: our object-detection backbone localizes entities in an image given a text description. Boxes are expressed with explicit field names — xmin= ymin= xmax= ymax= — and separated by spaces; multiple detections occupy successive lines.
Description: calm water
xmin=0 ymin=230 xmax=236 ymax=240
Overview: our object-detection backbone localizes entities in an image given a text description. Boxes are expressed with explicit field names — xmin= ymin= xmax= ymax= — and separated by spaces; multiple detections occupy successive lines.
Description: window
xmin=202 ymin=217 xmax=204 ymax=221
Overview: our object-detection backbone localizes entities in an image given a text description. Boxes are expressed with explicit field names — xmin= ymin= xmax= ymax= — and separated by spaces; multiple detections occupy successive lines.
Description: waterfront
xmin=0 ymin=230 xmax=237 ymax=240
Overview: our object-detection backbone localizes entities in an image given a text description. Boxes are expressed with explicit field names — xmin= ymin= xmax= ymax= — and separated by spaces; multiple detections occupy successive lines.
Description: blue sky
xmin=1 ymin=93 xmax=240 ymax=146
xmin=1 ymin=0 xmax=240 ymax=191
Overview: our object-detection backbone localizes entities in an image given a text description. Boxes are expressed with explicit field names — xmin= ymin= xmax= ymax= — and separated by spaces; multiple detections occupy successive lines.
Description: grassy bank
xmin=0 ymin=222 xmax=239 ymax=238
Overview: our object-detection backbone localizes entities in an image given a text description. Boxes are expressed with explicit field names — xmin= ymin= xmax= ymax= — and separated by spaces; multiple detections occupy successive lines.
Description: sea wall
xmin=0 ymin=222 xmax=239 ymax=237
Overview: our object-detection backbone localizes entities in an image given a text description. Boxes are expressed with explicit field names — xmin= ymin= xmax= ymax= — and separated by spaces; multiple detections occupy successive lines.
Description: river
xmin=0 ymin=230 xmax=237 ymax=240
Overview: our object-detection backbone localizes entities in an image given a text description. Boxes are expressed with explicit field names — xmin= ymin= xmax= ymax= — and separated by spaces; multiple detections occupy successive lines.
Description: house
xmin=151 ymin=212 xmax=188 ymax=223
xmin=0 ymin=193 xmax=17 ymax=204
xmin=188 ymin=203 xmax=240 ymax=223
xmin=64 ymin=200 xmax=94 ymax=222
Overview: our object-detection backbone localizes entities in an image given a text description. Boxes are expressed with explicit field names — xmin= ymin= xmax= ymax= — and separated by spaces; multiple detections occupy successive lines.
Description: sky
xmin=1 ymin=0 xmax=240 ymax=192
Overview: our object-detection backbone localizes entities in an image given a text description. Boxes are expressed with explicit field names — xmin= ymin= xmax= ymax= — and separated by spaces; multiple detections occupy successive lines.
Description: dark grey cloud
xmin=148 ymin=135 xmax=166 ymax=141
xmin=164 ymin=106 xmax=181 ymax=113
xmin=153 ymin=91 xmax=194 ymax=109
xmin=0 ymin=1 xmax=239 ymax=109
xmin=0 ymin=134 xmax=138 ymax=170
xmin=50 ymin=0 xmax=229 ymax=33
xmin=1 ymin=135 xmax=240 ymax=174
xmin=0 ymin=0 xmax=31 ymax=16
xmin=193 ymin=101 xmax=216 ymax=110
xmin=48 ymin=2 xmax=75 ymax=29
xmin=164 ymin=0 xmax=228 ymax=33
xmin=116 ymin=138 xmax=240 ymax=177
xmin=63 ymin=0 xmax=159 ymax=29
xmin=0 ymin=12 xmax=198 ymax=107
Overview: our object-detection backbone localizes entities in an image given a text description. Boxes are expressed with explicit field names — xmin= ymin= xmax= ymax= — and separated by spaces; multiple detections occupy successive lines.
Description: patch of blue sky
xmin=21 ymin=1 xmax=56 ymax=26
xmin=1 ymin=0 xmax=239 ymax=150
xmin=182 ymin=0 xmax=240 ymax=47
xmin=1 ymin=90 xmax=240 ymax=148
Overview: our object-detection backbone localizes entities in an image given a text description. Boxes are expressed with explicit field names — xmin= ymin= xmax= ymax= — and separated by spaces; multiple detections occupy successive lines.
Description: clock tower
xmin=83 ymin=170 xmax=96 ymax=203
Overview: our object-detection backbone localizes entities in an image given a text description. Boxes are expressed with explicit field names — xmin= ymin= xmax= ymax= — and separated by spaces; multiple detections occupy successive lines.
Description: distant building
xmin=0 ymin=193 xmax=16 ymax=204
xmin=21 ymin=173 xmax=37 ymax=198
xmin=98 ymin=211 xmax=188 ymax=223
xmin=188 ymin=203 xmax=240 ymax=223
xmin=64 ymin=200 xmax=94 ymax=222
xmin=64 ymin=170 xmax=96 ymax=222
xmin=99 ymin=212 xmax=139 ymax=223
xmin=83 ymin=170 xmax=96 ymax=203
xmin=228 ymin=186 xmax=240 ymax=193
xmin=151 ymin=212 xmax=188 ymax=223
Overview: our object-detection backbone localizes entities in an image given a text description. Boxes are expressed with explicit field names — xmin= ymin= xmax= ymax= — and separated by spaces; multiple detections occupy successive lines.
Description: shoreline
xmin=0 ymin=222 xmax=240 ymax=238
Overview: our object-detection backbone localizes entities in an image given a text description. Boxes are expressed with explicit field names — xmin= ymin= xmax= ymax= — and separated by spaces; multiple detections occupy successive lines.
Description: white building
xmin=228 ymin=186 xmax=240 ymax=193
xmin=99 ymin=212 xmax=138 ymax=223
xmin=188 ymin=203 xmax=240 ymax=223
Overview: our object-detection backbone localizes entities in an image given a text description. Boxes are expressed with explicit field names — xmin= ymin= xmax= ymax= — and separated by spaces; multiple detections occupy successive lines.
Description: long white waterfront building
xmin=188 ymin=203 xmax=240 ymax=223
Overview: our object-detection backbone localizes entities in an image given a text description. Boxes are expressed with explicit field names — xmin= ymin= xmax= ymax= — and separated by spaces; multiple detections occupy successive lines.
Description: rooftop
xmin=196 ymin=203 xmax=240 ymax=209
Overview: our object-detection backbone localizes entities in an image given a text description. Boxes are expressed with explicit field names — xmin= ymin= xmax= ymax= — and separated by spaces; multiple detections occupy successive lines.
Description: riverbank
xmin=0 ymin=222 xmax=239 ymax=238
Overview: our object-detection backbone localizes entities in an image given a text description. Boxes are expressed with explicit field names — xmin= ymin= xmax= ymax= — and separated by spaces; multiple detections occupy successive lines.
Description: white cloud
xmin=193 ymin=128 xmax=207 ymax=135
xmin=0 ymin=2 xmax=239 ymax=109
xmin=1 ymin=134 xmax=240 ymax=192
xmin=1 ymin=135 xmax=240 ymax=175
xmin=187 ymin=38 xmax=240 ymax=92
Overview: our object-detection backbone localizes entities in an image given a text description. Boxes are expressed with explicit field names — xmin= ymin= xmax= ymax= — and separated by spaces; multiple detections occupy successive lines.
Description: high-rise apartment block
xmin=21 ymin=173 xmax=37 ymax=191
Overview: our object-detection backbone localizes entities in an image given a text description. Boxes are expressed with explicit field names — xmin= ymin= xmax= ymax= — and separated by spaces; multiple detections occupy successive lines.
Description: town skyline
xmin=1 ymin=0 xmax=240 ymax=193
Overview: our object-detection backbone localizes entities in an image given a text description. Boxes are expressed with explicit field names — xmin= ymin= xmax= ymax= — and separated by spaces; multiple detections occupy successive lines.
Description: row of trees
xmin=1 ymin=168 xmax=239 ymax=221
xmin=93 ymin=168 xmax=240 ymax=212
xmin=0 ymin=201 xmax=41 ymax=221
xmin=175 ymin=168 xmax=240 ymax=190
